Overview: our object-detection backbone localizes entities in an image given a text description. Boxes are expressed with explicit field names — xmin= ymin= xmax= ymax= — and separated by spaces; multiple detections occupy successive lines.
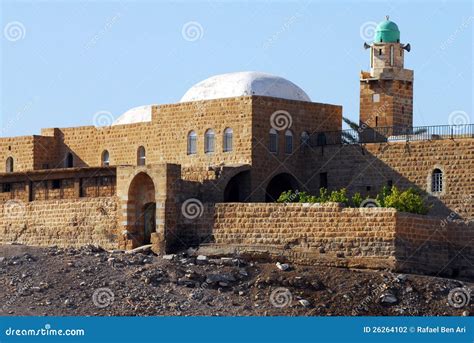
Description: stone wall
xmin=0 ymin=197 xmax=119 ymax=250
xmin=307 ymin=139 xmax=474 ymax=220
xmin=196 ymin=203 xmax=473 ymax=278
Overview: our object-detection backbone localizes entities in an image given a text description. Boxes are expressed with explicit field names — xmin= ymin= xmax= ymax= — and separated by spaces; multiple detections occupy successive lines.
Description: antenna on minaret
xmin=385 ymin=15 xmax=390 ymax=20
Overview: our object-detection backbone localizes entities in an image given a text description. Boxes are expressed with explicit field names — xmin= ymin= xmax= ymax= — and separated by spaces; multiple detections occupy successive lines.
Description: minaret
xmin=360 ymin=16 xmax=413 ymax=136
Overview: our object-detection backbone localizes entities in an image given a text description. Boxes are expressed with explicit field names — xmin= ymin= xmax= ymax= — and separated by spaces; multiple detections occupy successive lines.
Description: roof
xmin=179 ymin=71 xmax=311 ymax=103
xmin=374 ymin=17 xmax=400 ymax=43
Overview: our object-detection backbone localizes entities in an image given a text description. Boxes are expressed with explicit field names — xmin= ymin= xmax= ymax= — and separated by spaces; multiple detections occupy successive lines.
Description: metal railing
xmin=309 ymin=124 xmax=474 ymax=146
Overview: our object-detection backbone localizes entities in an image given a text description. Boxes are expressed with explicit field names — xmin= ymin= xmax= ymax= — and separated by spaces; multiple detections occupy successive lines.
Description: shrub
xmin=351 ymin=192 xmax=363 ymax=207
xmin=275 ymin=186 xmax=428 ymax=215
xmin=384 ymin=187 xmax=428 ymax=215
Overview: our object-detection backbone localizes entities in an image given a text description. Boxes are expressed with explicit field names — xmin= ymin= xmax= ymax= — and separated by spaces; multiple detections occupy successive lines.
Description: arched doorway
xmin=224 ymin=171 xmax=251 ymax=202
xmin=127 ymin=173 xmax=156 ymax=246
xmin=265 ymin=173 xmax=299 ymax=202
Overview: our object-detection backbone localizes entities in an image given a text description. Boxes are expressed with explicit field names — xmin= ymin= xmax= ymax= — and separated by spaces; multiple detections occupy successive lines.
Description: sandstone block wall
xmin=0 ymin=197 xmax=119 ymax=250
xmin=307 ymin=139 xmax=474 ymax=219
xmin=196 ymin=203 xmax=473 ymax=277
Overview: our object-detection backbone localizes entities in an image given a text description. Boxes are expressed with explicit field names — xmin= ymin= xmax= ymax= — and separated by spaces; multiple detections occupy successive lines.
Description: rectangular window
xmin=52 ymin=180 xmax=61 ymax=189
xmin=390 ymin=46 xmax=394 ymax=66
xmin=1 ymin=183 xmax=11 ymax=193
xmin=319 ymin=172 xmax=328 ymax=189
xmin=372 ymin=94 xmax=380 ymax=103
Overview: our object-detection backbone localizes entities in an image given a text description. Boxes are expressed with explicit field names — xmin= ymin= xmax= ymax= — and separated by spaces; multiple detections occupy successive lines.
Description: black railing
xmin=309 ymin=124 xmax=474 ymax=146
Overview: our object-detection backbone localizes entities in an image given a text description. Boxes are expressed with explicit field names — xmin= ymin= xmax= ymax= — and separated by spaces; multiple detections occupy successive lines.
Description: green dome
xmin=374 ymin=18 xmax=400 ymax=43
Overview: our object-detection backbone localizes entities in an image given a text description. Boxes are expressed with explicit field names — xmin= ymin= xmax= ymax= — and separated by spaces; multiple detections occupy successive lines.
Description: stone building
xmin=0 ymin=18 xmax=473 ymax=277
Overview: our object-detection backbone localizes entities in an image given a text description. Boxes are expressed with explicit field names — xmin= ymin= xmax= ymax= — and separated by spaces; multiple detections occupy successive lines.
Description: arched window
xmin=204 ymin=129 xmax=215 ymax=153
xmin=316 ymin=133 xmax=327 ymax=146
xmin=5 ymin=157 xmax=13 ymax=173
xmin=187 ymin=131 xmax=197 ymax=155
xmin=432 ymin=169 xmax=443 ymax=193
xmin=101 ymin=150 xmax=110 ymax=167
xmin=301 ymin=131 xmax=310 ymax=147
xmin=137 ymin=146 xmax=146 ymax=166
xmin=269 ymin=129 xmax=278 ymax=153
xmin=285 ymin=130 xmax=293 ymax=154
xmin=66 ymin=153 xmax=73 ymax=168
xmin=223 ymin=128 xmax=233 ymax=152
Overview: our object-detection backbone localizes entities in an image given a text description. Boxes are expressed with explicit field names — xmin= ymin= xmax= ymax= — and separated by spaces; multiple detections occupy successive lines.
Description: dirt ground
xmin=0 ymin=244 xmax=472 ymax=316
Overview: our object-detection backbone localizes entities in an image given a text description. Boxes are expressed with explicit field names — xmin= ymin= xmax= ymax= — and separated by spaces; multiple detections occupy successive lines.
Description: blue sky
xmin=1 ymin=0 xmax=472 ymax=137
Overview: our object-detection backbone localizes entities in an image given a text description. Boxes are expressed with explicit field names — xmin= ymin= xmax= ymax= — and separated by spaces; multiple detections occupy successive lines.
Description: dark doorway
xmin=265 ymin=173 xmax=299 ymax=202
xmin=66 ymin=153 xmax=74 ymax=168
xmin=224 ymin=171 xmax=251 ymax=202
xmin=143 ymin=202 xmax=156 ymax=244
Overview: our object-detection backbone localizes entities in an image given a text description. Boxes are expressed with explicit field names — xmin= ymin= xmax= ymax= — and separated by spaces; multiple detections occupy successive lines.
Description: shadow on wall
xmin=296 ymin=141 xmax=473 ymax=221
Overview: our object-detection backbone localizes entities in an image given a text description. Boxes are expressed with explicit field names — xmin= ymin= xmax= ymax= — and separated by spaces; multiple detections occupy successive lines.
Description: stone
xmin=196 ymin=255 xmax=208 ymax=265
xmin=162 ymin=254 xmax=176 ymax=261
xmin=276 ymin=262 xmax=289 ymax=271
xmin=380 ymin=292 xmax=398 ymax=304
xmin=299 ymin=299 xmax=310 ymax=307
xmin=462 ymin=311 xmax=469 ymax=316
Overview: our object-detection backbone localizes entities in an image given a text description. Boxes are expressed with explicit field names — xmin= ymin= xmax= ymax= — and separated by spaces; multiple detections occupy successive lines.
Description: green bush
xmin=384 ymin=186 xmax=428 ymax=215
xmin=351 ymin=192 xmax=363 ymax=207
xmin=275 ymin=186 xmax=428 ymax=215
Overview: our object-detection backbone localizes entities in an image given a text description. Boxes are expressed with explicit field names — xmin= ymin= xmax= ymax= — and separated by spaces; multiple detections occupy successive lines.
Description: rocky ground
xmin=0 ymin=243 xmax=472 ymax=316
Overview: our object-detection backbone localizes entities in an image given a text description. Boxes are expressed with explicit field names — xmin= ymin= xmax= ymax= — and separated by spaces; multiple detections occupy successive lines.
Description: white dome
xmin=180 ymin=71 xmax=311 ymax=103
xmin=112 ymin=105 xmax=155 ymax=126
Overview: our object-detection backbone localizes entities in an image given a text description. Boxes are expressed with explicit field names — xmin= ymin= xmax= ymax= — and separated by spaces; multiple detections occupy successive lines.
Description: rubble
xmin=0 ymin=244 xmax=472 ymax=316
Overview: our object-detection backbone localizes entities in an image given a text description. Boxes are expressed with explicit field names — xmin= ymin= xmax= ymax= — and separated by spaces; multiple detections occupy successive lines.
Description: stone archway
xmin=265 ymin=173 xmax=299 ymax=202
xmin=127 ymin=172 xmax=156 ymax=247
xmin=224 ymin=170 xmax=251 ymax=202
